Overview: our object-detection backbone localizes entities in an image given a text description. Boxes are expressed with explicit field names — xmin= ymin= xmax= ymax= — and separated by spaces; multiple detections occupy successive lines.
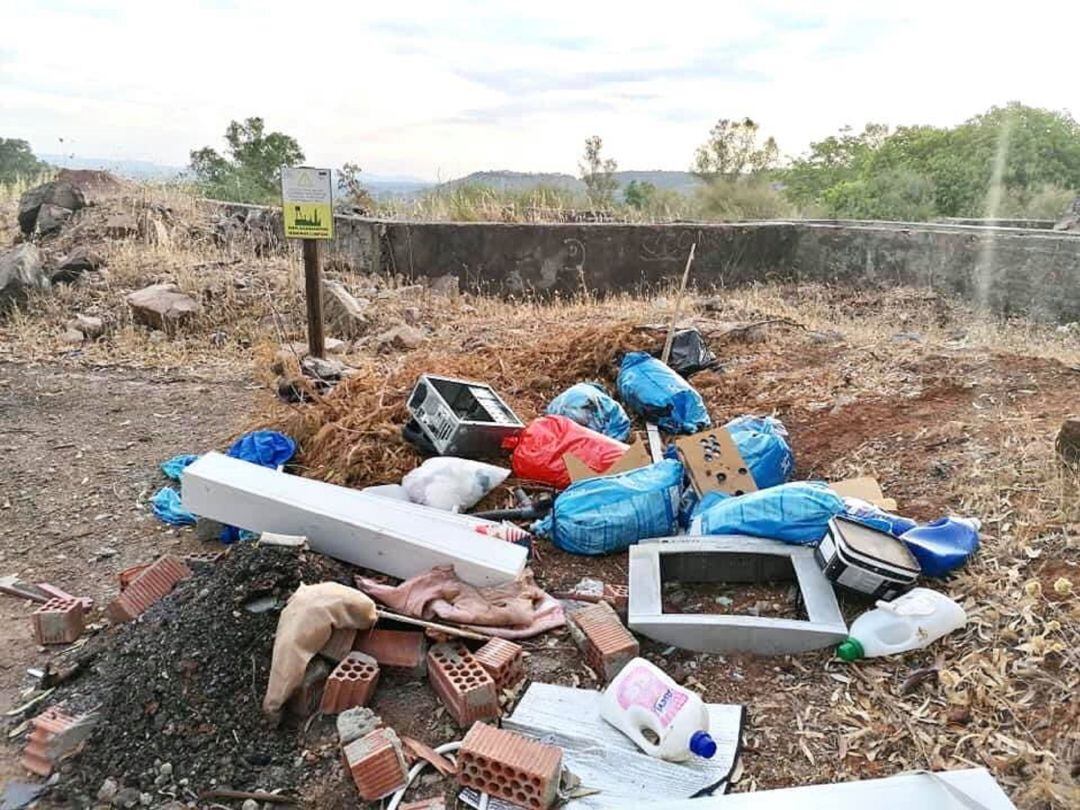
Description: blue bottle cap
xmin=689 ymin=730 xmax=717 ymax=759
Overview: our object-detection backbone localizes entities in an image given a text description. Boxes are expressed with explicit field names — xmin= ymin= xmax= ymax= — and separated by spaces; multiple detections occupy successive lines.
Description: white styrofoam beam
xmin=181 ymin=452 xmax=526 ymax=586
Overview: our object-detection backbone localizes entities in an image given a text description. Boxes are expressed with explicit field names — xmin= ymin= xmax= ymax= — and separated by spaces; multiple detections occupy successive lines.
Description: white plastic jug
xmin=599 ymin=657 xmax=716 ymax=762
xmin=837 ymin=587 xmax=967 ymax=661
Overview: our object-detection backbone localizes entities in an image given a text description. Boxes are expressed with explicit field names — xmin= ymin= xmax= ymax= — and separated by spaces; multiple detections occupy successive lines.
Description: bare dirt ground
xmin=0 ymin=183 xmax=1078 ymax=807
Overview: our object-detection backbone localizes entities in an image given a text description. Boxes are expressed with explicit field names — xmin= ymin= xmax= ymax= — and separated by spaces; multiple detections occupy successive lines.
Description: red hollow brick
xmin=472 ymin=638 xmax=525 ymax=691
xmin=182 ymin=551 xmax=226 ymax=566
xmin=320 ymin=652 xmax=380 ymax=713
xmin=457 ymin=722 xmax=563 ymax=810
xmin=34 ymin=583 xmax=93 ymax=612
xmin=118 ymin=563 xmax=151 ymax=590
xmin=31 ymin=598 xmax=85 ymax=645
xmin=21 ymin=708 xmax=79 ymax=781
xmin=356 ymin=628 xmax=427 ymax=675
xmin=603 ymin=582 xmax=630 ymax=614
xmin=567 ymin=601 xmax=638 ymax=682
xmin=427 ymin=643 xmax=499 ymax=727
xmin=342 ymin=727 xmax=409 ymax=801
xmin=107 ymin=555 xmax=192 ymax=623
xmin=320 ymin=627 xmax=358 ymax=662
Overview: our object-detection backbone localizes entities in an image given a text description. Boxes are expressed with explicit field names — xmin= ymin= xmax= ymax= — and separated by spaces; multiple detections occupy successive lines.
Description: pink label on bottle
xmin=615 ymin=665 xmax=688 ymax=728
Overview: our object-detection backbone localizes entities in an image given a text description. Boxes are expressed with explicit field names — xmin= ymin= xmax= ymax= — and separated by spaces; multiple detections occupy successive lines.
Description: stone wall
xmin=204 ymin=203 xmax=1080 ymax=321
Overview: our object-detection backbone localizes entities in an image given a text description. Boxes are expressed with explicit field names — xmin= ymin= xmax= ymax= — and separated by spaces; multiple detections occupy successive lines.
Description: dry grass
xmin=2 ymin=183 xmax=1079 ymax=806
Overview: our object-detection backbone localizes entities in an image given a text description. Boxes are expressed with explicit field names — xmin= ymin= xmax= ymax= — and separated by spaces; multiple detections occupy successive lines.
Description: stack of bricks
xmin=356 ymin=628 xmax=428 ymax=676
xmin=427 ymin=643 xmax=499 ymax=726
xmin=472 ymin=638 xmax=525 ymax=690
xmin=567 ymin=601 xmax=639 ymax=682
xmin=342 ymin=726 xmax=409 ymax=801
xmin=320 ymin=652 xmax=380 ymax=713
xmin=457 ymin=722 xmax=563 ymax=809
xmin=21 ymin=706 xmax=94 ymax=777
xmin=31 ymin=598 xmax=84 ymax=645
xmin=107 ymin=555 xmax=192 ymax=623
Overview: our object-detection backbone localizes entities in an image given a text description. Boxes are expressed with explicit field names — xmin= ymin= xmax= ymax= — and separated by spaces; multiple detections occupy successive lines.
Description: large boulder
xmin=322 ymin=280 xmax=370 ymax=338
xmin=0 ymin=244 xmax=48 ymax=306
xmin=50 ymin=246 xmax=106 ymax=284
xmin=35 ymin=203 xmax=74 ymax=236
xmin=126 ymin=283 xmax=200 ymax=332
xmin=18 ymin=181 xmax=86 ymax=235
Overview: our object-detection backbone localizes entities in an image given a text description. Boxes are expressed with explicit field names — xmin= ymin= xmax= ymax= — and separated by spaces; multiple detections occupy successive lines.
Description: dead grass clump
xmin=267 ymin=321 xmax=654 ymax=485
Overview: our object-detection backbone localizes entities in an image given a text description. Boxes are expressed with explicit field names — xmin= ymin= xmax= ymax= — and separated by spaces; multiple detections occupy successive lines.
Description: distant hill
xmin=40 ymin=154 xmax=185 ymax=180
xmin=429 ymin=169 xmax=702 ymax=199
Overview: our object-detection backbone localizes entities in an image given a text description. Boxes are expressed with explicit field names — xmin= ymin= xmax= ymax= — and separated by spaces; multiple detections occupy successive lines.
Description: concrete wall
xmin=204 ymin=203 xmax=1080 ymax=321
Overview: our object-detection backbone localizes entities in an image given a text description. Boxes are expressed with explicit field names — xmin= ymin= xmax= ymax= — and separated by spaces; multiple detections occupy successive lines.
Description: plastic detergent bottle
xmin=837 ymin=587 xmax=967 ymax=661
xmin=599 ymin=657 xmax=717 ymax=762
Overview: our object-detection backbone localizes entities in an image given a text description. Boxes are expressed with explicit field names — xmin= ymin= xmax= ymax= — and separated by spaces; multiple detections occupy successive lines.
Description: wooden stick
xmin=375 ymin=608 xmax=493 ymax=641
xmin=660 ymin=242 xmax=697 ymax=365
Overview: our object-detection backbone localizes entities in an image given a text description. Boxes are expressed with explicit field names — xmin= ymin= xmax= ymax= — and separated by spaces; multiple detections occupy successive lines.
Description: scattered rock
xmin=1056 ymin=418 xmax=1080 ymax=465
xmin=147 ymin=217 xmax=171 ymax=248
xmin=0 ymin=244 xmax=48 ymax=305
xmin=127 ymin=283 xmax=200 ymax=332
xmin=62 ymin=327 xmax=86 ymax=344
xmin=807 ymin=329 xmax=844 ymax=344
xmin=1053 ymin=195 xmax=1080 ymax=232
xmin=105 ymin=212 xmax=139 ymax=239
xmin=891 ymin=331 xmax=924 ymax=343
xmin=402 ymin=306 xmax=421 ymax=326
xmin=35 ymin=202 xmax=74 ymax=236
xmin=301 ymin=355 xmax=350 ymax=381
xmin=375 ymin=323 xmax=424 ymax=351
xmin=113 ymin=786 xmax=141 ymax=808
xmin=322 ymin=280 xmax=370 ymax=338
xmin=148 ymin=330 xmax=167 ymax=344
xmin=429 ymin=273 xmax=460 ymax=298
xmin=50 ymin=246 xmax=106 ymax=284
xmin=18 ymin=180 xmax=85 ymax=235
xmin=68 ymin=313 xmax=104 ymax=339
xmin=241 ymin=801 xmax=258 ymax=810
xmin=97 ymin=778 xmax=119 ymax=803
xmin=325 ymin=337 xmax=347 ymax=354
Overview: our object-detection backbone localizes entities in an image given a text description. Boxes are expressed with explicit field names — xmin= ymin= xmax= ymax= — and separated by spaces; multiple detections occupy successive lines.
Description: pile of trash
xmin=4 ymin=325 xmax=1013 ymax=809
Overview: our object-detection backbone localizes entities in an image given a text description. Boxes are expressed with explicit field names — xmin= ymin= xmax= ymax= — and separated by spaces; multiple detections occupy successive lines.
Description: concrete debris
xmin=18 ymin=180 xmax=86 ymax=235
xmin=300 ymin=354 xmax=351 ymax=381
xmin=337 ymin=706 xmax=381 ymax=746
xmin=0 ymin=244 xmax=48 ymax=306
xmin=126 ymin=283 xmax=200 ymax=332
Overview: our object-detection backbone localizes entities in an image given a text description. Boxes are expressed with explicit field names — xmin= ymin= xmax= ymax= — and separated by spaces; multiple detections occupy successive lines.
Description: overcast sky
xmin=3 ymin=1 xmax=1078 ymax=180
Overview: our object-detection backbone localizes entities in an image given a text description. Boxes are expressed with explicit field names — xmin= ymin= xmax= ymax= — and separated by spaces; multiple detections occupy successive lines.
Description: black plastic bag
xmin=662 ymin=328 xmax=719 ymax=378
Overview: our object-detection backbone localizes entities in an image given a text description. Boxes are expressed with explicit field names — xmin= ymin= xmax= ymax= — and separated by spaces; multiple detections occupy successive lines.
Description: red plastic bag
xmin=504 ymin=415 xmax=629 ymax=489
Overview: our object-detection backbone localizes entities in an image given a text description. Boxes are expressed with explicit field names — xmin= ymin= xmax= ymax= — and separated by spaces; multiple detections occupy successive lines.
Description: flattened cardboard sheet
xmin=564 ymin=437 xmax=652 ymax=483
xmin=675 ymin=429 xmax=757 ymax=496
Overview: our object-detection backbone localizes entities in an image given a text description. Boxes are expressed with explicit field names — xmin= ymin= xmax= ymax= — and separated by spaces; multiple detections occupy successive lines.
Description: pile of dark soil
xmin=53 ymin=544 xmax=352 ymax=805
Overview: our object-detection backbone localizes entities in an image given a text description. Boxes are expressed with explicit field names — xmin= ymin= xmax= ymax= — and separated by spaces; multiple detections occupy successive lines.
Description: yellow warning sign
xmin=281 ymin=166 xmax=333 ymax=240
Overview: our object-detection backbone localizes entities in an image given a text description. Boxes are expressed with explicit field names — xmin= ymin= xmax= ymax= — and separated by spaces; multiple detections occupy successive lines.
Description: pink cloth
xmin=356 ymin=565 xmax=565 ymax=639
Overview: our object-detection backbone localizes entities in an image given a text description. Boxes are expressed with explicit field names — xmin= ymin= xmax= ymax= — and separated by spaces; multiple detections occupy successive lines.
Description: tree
xmin=580 ymin=135 xmax=618 ymax=209
xmin=623 ymin=179 xmax=656 ymax=210
xmin=189 ymin=117 xmax=304 ymax=203
xmin=692 ymin=118 xmax=779 ymax=179
xmin=0 ymin=138 xmax=46 ymax=183
xmin=337 ymin=162 xmax=375 ymax=212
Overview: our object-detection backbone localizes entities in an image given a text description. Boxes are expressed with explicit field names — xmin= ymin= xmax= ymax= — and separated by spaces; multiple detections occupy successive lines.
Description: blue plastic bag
xmin=151 ymin=486 xmax=196 ymax=526
xmin=695 ymin=481 xmax=844 ymax=545
xmin=617 ymin=352 xmax=711 ymax=435
xmin=900 ymin=517 xmax=980 ymax=577
xmin=546 ymin=383 xmax=632 ymax=442
xmin=725 ymin=416 xmax=794 ymax=489
xmin=678 ymin=487 xmax=731 ymax=528
xmin=227 ymin=430 xmax=296 ymax=468
xmin=533 ymin=459 xmax=684 ymax=555
xmin=161 ymin=454 xmax=199 ymax=482
xmin=841 ymin=498 xmax=918 ymax=537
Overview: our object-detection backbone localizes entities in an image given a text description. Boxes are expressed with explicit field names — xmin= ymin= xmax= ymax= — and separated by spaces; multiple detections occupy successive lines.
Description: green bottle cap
xmin=836 ymin=638 xmax=864 ymax=661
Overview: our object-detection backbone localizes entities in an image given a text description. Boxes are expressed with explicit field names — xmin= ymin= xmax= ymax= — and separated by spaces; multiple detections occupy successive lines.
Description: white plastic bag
xmin=401 ymin=457 xmax=510 ymax=512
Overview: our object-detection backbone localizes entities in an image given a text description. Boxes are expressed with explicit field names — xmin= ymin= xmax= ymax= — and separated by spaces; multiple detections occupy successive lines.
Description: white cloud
xmin=2 ymin=1 xmax=1077 ymax=179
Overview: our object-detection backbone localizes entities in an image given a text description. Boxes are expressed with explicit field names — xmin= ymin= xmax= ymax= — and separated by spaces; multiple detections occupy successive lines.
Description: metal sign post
xmin=281 ymin=166 xmax=333 ymax=358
